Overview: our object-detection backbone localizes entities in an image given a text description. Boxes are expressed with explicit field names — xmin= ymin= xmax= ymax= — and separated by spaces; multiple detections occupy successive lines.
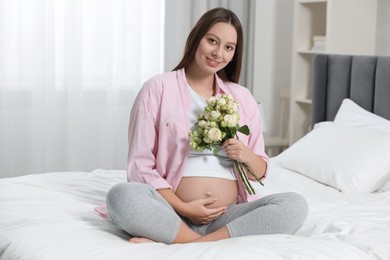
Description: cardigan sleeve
xmin=235 ymin=87 xmax=270 ymax=178
xmin=127 ymin=79 xmax=173 ymax=190
xmin=246 ymin=93 xmax=270 ymax=178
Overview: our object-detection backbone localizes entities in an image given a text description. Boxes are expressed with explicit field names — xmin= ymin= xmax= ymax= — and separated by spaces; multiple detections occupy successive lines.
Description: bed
xmin=1 ymin=54 xmax=390 ymax=260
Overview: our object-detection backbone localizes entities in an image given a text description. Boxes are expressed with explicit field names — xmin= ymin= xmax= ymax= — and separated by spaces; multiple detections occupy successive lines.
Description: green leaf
xmin=224 ymin=127 xmax=235 ymax=139
xmin=237 ymin=125 xmax=250 ymax=135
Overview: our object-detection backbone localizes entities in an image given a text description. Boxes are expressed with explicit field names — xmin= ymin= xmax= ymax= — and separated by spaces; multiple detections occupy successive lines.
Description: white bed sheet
xmin=1 ymin=164 xmax=390 ymax=260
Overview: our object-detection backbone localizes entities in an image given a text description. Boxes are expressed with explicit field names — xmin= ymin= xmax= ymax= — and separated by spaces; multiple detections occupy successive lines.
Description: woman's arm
xmin=221 ymin=138 xmax=267 ymax=180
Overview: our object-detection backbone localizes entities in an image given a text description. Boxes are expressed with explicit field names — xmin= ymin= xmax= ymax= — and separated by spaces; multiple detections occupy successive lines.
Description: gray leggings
xmin=106 ymin=182 xmax=308 ymax=244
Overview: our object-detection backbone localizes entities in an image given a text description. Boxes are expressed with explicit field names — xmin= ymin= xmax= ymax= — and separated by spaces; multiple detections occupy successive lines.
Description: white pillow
xmin=274 ymin=122 xmax=390 ymax=194
xmin=334 ymin=98 xmax=390 ymax=192
xmin=334 ymin=98 xmax=390 ymax=133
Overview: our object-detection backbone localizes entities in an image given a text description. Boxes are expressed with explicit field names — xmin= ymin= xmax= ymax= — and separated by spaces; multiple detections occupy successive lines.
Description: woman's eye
xmin=208 ymin=38 xmax=217 ymax=44
xmin=226 ymin=45 xmax=235 ymax=51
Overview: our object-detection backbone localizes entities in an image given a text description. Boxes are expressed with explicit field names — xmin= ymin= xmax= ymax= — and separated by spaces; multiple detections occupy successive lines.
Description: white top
xmin=184 ymin=87 xmax=236 ymax=180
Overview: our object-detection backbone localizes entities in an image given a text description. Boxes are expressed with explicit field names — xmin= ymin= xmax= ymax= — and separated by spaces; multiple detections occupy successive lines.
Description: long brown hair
xmin=173 ymin=8 xmax=243 ymax=83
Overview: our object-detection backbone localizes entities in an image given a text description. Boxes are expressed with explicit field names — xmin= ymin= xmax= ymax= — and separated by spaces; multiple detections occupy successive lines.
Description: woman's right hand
xmin=182 ymin=198 xmax=227 ymax=225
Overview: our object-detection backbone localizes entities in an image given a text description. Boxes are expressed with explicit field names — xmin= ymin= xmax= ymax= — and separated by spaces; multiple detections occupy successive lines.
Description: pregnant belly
xmin=175 ymin=177 xmax=238 ymax=208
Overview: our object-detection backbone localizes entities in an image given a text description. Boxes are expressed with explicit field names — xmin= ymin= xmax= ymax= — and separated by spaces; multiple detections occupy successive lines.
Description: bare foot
xmin=129 ymin=237 xmax=156 ymax=243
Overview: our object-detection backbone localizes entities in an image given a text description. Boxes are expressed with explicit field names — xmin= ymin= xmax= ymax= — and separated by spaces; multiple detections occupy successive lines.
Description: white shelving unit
xmin=288 ymin=0 xmax=378 ymax=145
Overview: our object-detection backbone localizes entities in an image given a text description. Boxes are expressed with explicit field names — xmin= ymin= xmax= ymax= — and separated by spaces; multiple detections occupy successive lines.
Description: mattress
xmin=1 ymin=164 xmax=390 ymax=260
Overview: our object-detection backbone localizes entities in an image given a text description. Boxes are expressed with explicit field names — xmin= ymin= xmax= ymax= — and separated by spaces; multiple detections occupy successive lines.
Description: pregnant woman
xmin=105 ymin=7 xmax=308 ymax=244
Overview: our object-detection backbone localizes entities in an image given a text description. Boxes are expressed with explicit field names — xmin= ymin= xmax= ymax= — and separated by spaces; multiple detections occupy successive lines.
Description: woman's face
xmin=193 ymin=22 xmax=237 ymax=75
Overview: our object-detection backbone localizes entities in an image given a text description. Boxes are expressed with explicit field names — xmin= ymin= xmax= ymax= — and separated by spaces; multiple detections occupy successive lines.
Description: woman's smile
xmin=206 ymin=56 xmax=221 ymax=68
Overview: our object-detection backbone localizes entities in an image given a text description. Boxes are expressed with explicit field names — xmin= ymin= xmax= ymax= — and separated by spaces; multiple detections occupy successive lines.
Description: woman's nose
xmin=212 ymin=48 xmax=222 ymax=58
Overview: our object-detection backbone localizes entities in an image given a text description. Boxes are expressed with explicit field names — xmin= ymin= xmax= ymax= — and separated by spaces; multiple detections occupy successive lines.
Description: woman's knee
xmin=108 ymin=182 xmax=149 ymax=198
xmin=264 ymin=192 xmax=308 ymax=214
xmin=259 ymin=192 xmax=308 ymax=234
xmin=285 ymin=192 xmax=308 ymax=216
xmin=106 ymin=182 xmax=151 ymax=213
xmin=281 ymin=192 xmax=309 ymax=232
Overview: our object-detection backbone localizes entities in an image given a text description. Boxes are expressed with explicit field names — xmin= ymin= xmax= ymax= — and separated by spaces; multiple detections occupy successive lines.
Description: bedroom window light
xmin=0 ymin=0 xmax=164 ymax=92
xmin=0 ymin=0 xmax=165 ymax=178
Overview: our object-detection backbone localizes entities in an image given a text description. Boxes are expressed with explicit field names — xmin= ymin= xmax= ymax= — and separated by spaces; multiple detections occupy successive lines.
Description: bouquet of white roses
xmin=189 ymin=94 xmax=263 ymax=195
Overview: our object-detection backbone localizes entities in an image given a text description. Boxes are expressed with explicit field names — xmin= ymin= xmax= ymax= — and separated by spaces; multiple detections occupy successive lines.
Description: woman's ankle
xmin=189 ymin=226 xmax=230 ymax=243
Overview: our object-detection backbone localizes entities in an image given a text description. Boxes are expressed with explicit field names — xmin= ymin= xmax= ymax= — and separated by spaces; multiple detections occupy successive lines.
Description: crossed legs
xmin=106 ymin=182 xmax=308 ymax=244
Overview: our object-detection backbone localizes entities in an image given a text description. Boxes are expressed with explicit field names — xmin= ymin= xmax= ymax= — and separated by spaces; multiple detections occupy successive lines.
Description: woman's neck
xmin=185 ymin=66 xmax=215 ymax=98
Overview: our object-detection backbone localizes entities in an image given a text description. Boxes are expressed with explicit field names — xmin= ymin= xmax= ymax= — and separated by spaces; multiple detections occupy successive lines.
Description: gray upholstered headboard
xmin=312 ymin=54 xmax=390 ymax=126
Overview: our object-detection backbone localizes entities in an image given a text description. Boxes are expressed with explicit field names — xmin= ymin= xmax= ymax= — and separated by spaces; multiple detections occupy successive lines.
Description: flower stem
xmin=234 ymin=160 xmax=256 ymax=195
xmin=232 ymin=134 xmax=263 ymax=194
xmin=245 ymin=165 xmax=264 ymax=186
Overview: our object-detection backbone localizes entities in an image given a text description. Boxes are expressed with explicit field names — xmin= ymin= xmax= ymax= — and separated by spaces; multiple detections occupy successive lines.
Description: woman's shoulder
xmin=143 ymin=71 xmax=178 ymax=89
xmin=137 ymin=71 xmax=179 ymax=98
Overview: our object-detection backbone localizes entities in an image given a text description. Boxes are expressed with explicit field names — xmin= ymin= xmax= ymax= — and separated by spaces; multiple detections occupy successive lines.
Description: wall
xmin=252 ymin=0 xmax=294 ymax=136
xmin=376 ymin=0 xmax=390 ymax=55
xmin=164 ymin=0 xmax=192 ymax=71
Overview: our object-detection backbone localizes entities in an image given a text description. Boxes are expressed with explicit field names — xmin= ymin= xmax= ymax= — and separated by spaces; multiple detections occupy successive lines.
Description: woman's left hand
xmin=221 ymin=138 xmax=249 ymax=163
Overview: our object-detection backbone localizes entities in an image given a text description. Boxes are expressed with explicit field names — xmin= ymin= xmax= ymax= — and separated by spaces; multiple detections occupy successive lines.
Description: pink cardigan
xmin=95 ymin=68 xmax=268 ymax=217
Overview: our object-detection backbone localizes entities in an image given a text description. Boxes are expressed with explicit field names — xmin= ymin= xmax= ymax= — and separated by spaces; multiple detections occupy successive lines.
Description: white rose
xmin=226 ymin=101 xmax=239 ymax=114
xmin=217 ymin=98 xmax=226 ymax=106
xmin=203 ymin=136 xmax=212 ymax=144
xmin=209 ymin=121 xmax=217 ymax=128
xmin=223 ymin=114 xmax=238 ymax=128
xmin=207 ymin=127 xmax=222 ymax=142
xmin=204 ymin=112 xmax=211 ymax=120
xmin=190 ymin=140 xmax=198 ymax=150
xmin=198 ymin=120 xmax=207 ymax=128
xmin=207 ymin=97 xmax=217 ymax=107
xmin=210 ymin=110 xmax=221 ymax=121
xmin=223 ymin=94 xmax=233 ymax=101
